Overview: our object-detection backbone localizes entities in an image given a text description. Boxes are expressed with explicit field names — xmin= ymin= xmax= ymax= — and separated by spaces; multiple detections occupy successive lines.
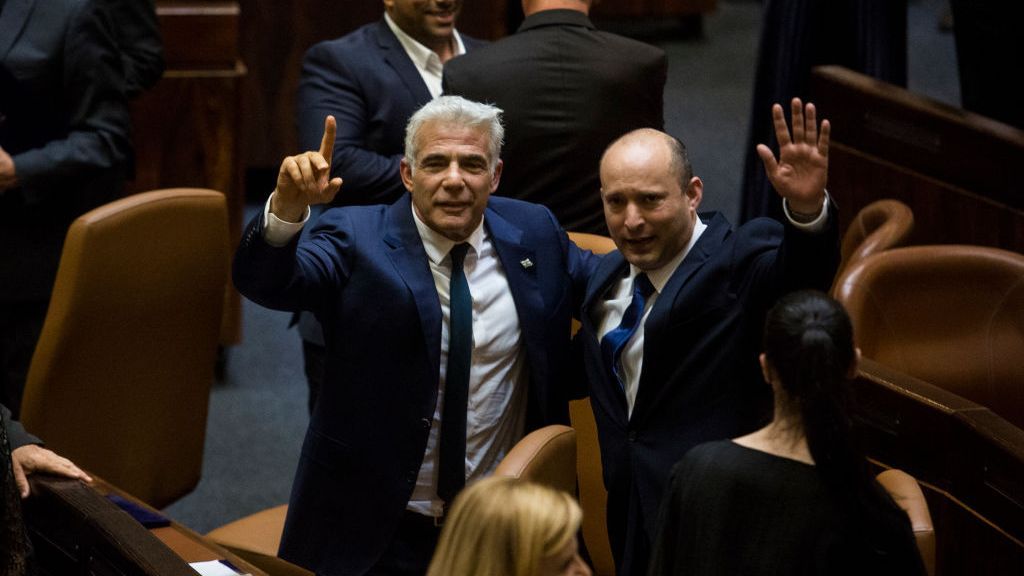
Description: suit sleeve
xmin=11 ymin=0 xmax=130 ymax=196
xmin=233 ymin=210 xmax=356 ymax=313
xmin=745 ymin=198 xmax=841 ymax=310
xmin=2 ymin=404 xmax=41 ymax=450
xmin=102 ymin=0 xmax=165 ymax=97
xmin=296 ymin=43 xmax=406 ymax=205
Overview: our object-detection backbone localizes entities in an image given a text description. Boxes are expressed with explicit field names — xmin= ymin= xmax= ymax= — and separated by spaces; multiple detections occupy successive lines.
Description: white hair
xmin=404 ymin=96 xmax=504 ymax=172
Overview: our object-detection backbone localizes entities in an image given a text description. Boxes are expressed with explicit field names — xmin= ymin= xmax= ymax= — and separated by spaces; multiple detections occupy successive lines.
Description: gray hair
xmin=404 ymin=96 xmax=504 ymax=173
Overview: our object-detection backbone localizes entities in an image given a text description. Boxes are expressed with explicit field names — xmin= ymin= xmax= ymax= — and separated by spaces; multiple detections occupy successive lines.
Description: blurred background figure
xmin=98 ymin=0 xmax=164 ymax=99
xmin=648 ymin=290 xmax=925 ymax=576
xmin=427 ymin=476 xmax=591 ymax=576
xmin=0 ymin=0 xmax=130 ymax=418
xmin=740 ymin=0 xmax=907 ymax=222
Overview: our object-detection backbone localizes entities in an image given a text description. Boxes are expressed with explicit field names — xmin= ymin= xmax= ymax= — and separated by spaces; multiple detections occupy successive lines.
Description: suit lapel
xmin=381 ymin=196 xmax=443 ymax=381
xmin=375 ymin=19 xmax=432 ymax=105
xmin=631 ymin=214 xmax=729 ymax=421
xmin=0 ymin=0 xmax=35 ymax=59
xmin=485 ymin=208 xmax=545 ymax=378
xmin=581 ymin=253 xmax=631 ymax=422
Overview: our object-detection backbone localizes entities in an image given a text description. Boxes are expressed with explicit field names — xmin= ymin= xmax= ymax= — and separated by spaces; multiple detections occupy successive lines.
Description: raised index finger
xmin=319 ymin=115 xmax=337 ymax=164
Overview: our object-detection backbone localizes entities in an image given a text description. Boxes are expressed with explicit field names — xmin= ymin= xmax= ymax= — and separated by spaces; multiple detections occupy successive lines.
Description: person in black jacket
xmin=648 ymin=291 xmax=925 ymax=576
xmin=443 ymin=0 xmax=666 ymax=235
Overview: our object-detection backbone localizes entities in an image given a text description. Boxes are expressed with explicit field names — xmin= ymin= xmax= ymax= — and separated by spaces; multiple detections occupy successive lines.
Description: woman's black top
xmin=648 ymin=441 xmax=926 ymax=576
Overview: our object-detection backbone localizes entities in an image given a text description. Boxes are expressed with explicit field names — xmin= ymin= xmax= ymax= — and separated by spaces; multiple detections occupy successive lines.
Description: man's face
xmin=401 ymin=120 xmax=501 ymax=241
xmin=383 ymin=0 xmax=462 ymax=50
xmin=600 ymin=135 xmax=702 ymax=271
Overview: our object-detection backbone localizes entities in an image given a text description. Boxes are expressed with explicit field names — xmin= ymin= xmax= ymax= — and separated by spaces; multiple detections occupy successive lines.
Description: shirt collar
xmin=411 ymin=201 xmax=486 ymax=264
xmin=629 ymin=216 xmax=708 ymax=292
xmin=384 ymin=12 xmax=466 ymax=78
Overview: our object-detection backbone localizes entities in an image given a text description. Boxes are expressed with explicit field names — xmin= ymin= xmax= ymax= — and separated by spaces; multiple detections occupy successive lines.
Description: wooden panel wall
xmin=130 ymin=2 xmax=244 ymax=344
xmin=810 ymin=65 xmax=1024 ymax=254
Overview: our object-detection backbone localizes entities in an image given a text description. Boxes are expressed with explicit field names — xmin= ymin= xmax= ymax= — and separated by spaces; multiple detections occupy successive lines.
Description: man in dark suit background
xmin=234 ymin=96 xmax=595 ymax=576
xmin=294 ymin=0 xmax=484 ymax=412
xmin=443 ymin=0 xmax=666 ymax=235
xmin=0 ymin=0 xmax=130 ymax=417
xmin=577 ymin=99 xmax=840 ymax=575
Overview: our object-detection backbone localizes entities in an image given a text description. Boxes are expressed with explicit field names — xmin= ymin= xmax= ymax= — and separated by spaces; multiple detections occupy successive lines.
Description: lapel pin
xmin=520 ymin=258 xmax=534 ymax=269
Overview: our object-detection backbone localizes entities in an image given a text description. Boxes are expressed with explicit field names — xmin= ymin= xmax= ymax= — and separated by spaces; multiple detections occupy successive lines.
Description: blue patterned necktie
xmin=438 ymin=243 xmax=472 ymax=504
xmin=601 ymin=273 xmax=655 ymax=388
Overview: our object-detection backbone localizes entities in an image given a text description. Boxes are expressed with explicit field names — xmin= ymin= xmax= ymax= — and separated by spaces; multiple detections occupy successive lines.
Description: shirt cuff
xmin=263 ymin=192 xmax=310 ymax=247
xmin=782 ymin=190 xmax=830 ymax=233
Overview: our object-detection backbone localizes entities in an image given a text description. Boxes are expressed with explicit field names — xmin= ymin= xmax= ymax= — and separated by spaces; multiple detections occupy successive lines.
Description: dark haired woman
xmin=647 ymin=290 xmax=925 ymax=576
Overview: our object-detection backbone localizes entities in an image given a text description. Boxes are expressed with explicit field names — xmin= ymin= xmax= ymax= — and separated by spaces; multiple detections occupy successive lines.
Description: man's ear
xmin=399 ymin=157 xmax=415 ymax=192
xmin=759 ymin=352 xmax=772 ymax=384
xmin=686 ymin=176 xmax=703 ymax=210
xmin=490 ymin=158 xmax=503 ymax=193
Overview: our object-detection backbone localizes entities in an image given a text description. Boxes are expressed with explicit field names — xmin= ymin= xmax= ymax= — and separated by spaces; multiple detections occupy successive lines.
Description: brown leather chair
xmin=569 ymin=231 xmax=617 ymax=255
xmin=493 ymin=424 xmax=577 ymax=494
xmin=19 ymin=189 xmax=229 ymax=509
xmin=833 ymin=199 xmax=914 ymax=291
xmin=835 ymin=245 xmax=1024 ymax=431
xmin=567 ymin=230 xmax=618 ymax=575
xmin=876 ymin=469 xmax=936 ymax=576
xmin=208 ymin=425 xmax=577 ymax=576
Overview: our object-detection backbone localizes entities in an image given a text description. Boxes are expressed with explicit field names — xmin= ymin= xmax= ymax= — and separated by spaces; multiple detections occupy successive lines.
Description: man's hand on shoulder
xmin=272 ymin=115 xmax=344 ymax=222
xmin=756 ymin=98 xmax=830 ymax=215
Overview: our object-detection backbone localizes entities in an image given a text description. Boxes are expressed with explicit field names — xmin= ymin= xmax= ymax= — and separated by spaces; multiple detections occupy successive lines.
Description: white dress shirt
xmin=261 ymin=197 xmax=526 ymax=517
xmin=384 ymin=12 xmax=466 ymax=98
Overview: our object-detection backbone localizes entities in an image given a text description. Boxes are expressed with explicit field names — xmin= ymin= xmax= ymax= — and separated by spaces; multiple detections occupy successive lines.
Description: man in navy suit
xmin=578 ymin=99 xmax=840 ymax=575
xmin=294 ymin=0 xmax=484 ymax=412
xmin=234 ymin=96 xmax=594 ymax=576
xmin=296 ymin=0 xmax=483 ymax=205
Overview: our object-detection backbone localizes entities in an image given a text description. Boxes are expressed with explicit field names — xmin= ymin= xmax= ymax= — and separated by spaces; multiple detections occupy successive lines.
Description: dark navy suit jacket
xmin=233 ymin=195 xmax=595 ymax=576
xmin=577 ymin=210 xmax=840 ymax=576
xmin=0 ymin=0 xmax=129 ymax=302
xmin=296 ymin=19 xmax=485 ymax=206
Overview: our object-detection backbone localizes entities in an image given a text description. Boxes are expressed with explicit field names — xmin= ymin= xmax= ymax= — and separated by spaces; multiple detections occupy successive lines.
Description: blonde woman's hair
xmin=427 ymin=476 xmax=583 ymax=576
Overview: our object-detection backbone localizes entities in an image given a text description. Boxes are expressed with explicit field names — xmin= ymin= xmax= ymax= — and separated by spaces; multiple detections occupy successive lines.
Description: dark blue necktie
xmin=601 ymin=273 xmax=655 ymax=388
xmin=438 ymin=243 xmax=472 ymax=504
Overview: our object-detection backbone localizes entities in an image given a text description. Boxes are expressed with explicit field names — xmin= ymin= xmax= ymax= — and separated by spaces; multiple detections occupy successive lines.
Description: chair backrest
xmin=494 ymin=424 xmax=577 ymax=495
xmin=836 ymin=199 xmax=914 ymax=282
xmin=20 ymin=189 xmax=229 ymax=508
xmin=835 ymin=244 xmax=1024 ymax=430
xmin=569 ymin=399 xmax=616 ymax=576
xmin=876 ymin=469 xmax=936 ymax=576
xmin=566 ymin=232 xmax=618 ymax=574
xmin=568 ymin=231 xmax=617 ymax=255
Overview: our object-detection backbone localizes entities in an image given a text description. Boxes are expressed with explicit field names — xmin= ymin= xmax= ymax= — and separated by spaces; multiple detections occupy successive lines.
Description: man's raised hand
xmin=756 ymin=98 xmax=830 ymax=215
xmin=271 ymin=115 xmax=344 ymax=222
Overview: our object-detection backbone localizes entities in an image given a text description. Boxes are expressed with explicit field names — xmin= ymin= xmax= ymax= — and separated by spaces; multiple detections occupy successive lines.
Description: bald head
xmin=601 ymin=128 xmax=692 ymax=191
xmin=599 ymin=128 xmax=703 ymax=271
xmin=523 ymin=0 xmax=591 ymax=17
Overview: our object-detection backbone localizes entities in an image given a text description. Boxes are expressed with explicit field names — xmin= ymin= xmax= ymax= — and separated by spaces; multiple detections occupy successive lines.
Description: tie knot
xmin=450 ymin=243 xmax=470 ymax=268
xmin=634 ymin=273 xmax=655 ymax=299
